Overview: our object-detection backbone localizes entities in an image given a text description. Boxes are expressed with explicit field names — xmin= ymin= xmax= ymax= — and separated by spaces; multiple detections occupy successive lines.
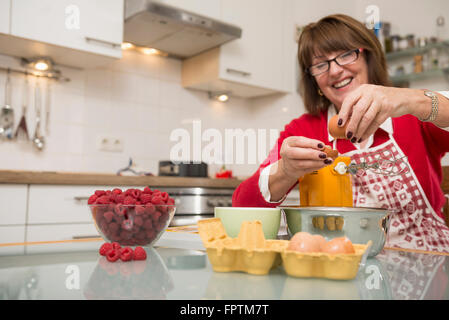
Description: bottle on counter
xmin=413 ymin=55 xmax=423 ymax=73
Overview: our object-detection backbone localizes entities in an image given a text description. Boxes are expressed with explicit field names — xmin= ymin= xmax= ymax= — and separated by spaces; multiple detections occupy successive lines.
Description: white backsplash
xmin=0 ymin=51 xmax=301 ymax=178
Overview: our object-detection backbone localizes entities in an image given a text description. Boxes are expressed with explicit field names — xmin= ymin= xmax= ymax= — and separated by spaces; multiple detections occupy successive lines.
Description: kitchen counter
xmin=1 ymin=232 xmax=448 ymax=300
xmin=0 ymin=170 xmax=243 ymax=188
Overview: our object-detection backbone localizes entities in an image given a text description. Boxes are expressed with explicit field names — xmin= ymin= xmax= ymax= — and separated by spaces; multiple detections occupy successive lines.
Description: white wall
xmin=0 ymin=0 xmax=448 ymax=178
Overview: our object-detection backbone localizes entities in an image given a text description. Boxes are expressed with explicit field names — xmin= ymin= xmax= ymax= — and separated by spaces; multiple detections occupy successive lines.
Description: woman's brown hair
xmin=297 ymin=14 xmax=392 ymax=116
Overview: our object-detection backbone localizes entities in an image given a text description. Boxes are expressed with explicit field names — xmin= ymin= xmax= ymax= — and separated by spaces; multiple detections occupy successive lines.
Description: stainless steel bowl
xmin=280 ymin=207 xmax=392 ymax=257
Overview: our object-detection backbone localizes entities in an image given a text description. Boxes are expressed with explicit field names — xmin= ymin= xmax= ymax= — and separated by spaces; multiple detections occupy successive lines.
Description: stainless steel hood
xmin=124 ymin=0 xmax=242 ymax=59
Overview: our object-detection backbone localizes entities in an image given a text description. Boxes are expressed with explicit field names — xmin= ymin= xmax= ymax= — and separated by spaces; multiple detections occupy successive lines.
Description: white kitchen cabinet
xmin=0 ymin=0 xmax=10 ymax=34
xmin=27 ymin=185 xmax=106 ymax=224
xmin=11 ymin=0 xmax=123 ymax=59
xmin=182 ymin=0 xmax=294 ymax=98
xmin=0 ymin=184 xmax=28 ymax=225
xmin=155 ymin=0 xmax=221 ymax=20
xmin=0 ymin=0 xmax=124 ymax=69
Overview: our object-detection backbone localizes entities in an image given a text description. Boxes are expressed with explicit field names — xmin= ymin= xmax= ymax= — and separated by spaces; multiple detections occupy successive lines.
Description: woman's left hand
xmin=337 ymin=84 xmax=410 ymax=143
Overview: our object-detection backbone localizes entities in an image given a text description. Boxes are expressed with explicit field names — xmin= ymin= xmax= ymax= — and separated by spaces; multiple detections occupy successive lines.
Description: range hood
xmin=124 ymin=0 xmax=242 ymax=59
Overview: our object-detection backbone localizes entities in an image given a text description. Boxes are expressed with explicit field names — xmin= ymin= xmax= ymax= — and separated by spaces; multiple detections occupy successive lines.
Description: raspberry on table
xmin=120 ymin=247 xmax=134 ymax=262
xmin=99 ymin=242 xmax=112 ymax=256
xmin=133 ymin=246 xmax=147 ymax=260
xmin=106 ymin=249 xmax=120 ymax=262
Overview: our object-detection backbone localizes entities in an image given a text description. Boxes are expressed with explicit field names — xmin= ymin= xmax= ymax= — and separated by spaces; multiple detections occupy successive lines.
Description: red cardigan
xmin=232 ymin=110 xmax=449 ymax=219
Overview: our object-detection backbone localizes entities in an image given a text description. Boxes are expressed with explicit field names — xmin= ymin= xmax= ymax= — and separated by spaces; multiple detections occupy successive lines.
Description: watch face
xmin=424 ymin=91 xmax=434 ymax=97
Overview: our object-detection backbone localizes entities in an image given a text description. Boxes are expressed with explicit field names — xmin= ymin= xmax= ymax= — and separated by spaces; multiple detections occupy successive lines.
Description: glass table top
xmin=1 ymin=241 xmax=448 ymax=300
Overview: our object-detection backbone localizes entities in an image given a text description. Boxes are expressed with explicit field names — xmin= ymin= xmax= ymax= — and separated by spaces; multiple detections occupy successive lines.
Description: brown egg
xmin=288 ymin=232 xmax=321 ymax=253
xmin=328 ymin=114 xmax=348 ymax=139
xmin=322 ymin=237 xmax=355 ymax=254
xmin=323 ymin=145 xmax=339 ymax=160
xmin=311 ymin=234 xmax=327 ymax=251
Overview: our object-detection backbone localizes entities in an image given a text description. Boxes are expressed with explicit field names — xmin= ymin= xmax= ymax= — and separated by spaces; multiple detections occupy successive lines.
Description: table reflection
xmin=84 ymin=247 xmax=174 ymax=300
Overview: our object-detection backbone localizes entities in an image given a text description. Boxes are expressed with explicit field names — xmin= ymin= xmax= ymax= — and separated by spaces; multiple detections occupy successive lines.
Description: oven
xmin=155 ymin=187 xmax=235 ymax=226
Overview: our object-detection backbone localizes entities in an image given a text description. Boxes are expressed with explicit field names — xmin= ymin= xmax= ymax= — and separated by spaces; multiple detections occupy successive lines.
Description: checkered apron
xmin=335 ymin=135 xmax=449 ymax=253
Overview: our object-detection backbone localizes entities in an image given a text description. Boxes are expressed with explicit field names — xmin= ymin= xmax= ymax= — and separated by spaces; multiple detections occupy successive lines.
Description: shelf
xmin=390 ymin=68 xmax=449 ymax=85
xmin=386 ymin=40 xmax=449 ymax=61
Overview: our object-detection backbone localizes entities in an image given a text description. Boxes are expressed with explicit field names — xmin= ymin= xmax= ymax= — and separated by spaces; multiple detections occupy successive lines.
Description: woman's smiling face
xmin=312 ymin=50 xmax=369 ymax=110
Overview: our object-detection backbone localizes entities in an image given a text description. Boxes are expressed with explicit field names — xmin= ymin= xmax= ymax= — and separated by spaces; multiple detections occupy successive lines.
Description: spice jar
xmin=406 ymin=35 xmax=415 ymax=49
xmin=414 ymin=55 xmax=423 ymax=73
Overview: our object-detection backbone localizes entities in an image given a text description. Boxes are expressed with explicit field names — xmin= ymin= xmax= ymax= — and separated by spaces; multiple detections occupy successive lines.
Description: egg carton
xmin=197 ymin=218 xmax=371 ymax=280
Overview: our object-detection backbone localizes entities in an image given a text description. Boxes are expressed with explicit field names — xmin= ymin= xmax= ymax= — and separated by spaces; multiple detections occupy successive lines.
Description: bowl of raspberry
xmin=88 ymin=187 xmax=176 ymax=247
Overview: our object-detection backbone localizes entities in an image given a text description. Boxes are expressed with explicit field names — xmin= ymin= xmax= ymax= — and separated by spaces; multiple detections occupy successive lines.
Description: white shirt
xmin=258 ymin=91 xmax=449 ymax=203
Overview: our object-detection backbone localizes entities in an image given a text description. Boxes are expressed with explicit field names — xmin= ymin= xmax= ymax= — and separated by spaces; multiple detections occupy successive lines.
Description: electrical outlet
xmin=97 ymin=135 xmax=124 ymax=153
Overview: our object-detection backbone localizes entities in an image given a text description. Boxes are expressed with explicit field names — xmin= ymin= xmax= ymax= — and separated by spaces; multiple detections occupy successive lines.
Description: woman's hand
xmin=278 ymin=136 xmax=333 ymax=180
xmin=337 ymin=84 xmax=411 ymax=143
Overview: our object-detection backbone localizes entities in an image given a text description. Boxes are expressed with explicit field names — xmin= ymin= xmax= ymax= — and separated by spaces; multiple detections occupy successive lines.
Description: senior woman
xmin=232 ymin=14 xmax=449 ymax=253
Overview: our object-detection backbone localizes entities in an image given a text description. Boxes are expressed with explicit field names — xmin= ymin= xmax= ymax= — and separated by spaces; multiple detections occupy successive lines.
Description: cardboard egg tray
xmin=197 ymin=218 xmax=371 ymax=280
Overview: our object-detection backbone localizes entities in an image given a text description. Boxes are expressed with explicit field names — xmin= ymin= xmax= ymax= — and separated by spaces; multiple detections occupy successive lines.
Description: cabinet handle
xmin=85 ymin=37 xmax=121 ymax=49
xmin=72 ymin=235 xmax=100 ymax=239
xmin=226 ymin=68 xmax=251 ymax=77
xmin=74 ymin=196 xmax=89 ymax=202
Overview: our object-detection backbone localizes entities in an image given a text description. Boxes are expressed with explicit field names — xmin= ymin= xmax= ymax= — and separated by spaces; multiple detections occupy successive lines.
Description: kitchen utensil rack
xmin=0 ymin=65 xmax=70 ymax=82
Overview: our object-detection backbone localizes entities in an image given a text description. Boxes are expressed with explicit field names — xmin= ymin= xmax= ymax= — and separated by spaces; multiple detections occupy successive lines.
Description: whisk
xmin=335 ymin=150 xmax=410 ymax=176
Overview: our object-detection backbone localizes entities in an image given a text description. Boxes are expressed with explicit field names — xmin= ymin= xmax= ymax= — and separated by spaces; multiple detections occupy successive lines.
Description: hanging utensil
xmin=44 ymin=79 xmax=51 ymax=135
xmin=14 ymin=73 xmax=30 ymax=140
xmin=32 ymin=80 xmax=45 ymax=150
xmin=0 ymin=69 xmax=15 ymax=139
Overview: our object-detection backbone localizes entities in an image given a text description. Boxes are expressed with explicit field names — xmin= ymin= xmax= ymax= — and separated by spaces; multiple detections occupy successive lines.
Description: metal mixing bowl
xmin=280 ymin=207 xmax=392 ymax=257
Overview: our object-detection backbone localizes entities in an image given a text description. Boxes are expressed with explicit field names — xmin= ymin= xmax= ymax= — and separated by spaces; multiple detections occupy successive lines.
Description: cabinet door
xmin=0 ymin=0 xmax=10 ymax=34
xmin=10 ymin=0 xmax=123 ymax=58
xmin=219 ymin=0 xmax=284 ymax=91
xmin=27 ymin=185 xmax=105 ymax=224
xmin=0 ymin=184 xmax=28 ymax=225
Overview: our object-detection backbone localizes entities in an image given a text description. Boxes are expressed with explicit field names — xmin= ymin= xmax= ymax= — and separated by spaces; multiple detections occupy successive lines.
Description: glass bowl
xmin=89 ymin=204 xmax=176 ymax=247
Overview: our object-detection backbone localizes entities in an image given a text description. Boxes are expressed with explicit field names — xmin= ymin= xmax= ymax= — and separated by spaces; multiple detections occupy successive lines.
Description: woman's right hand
xmin=278 ymin=136 xmax=334 ymax=180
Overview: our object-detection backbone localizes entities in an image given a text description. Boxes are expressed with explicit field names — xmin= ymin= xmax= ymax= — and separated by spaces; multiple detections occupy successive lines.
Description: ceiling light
xmin=121 ymin=42 xmax=134 ymax=50
xmin=34 ymin=61 xmax=49 ymax=71
xmin=208 ymin=91 xmax=231 ymax=103
xmin=142 ymin=47 xmax=160 ymax=55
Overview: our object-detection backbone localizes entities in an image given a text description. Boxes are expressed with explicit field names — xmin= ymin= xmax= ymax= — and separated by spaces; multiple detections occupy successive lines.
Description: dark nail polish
xmin=324 ymin=159 xmax=333 ymax=165
xmin=319 ymin=153 xmax=327 ymax=159
xmin=357 ymin=138 xmax=362 ymax=143
xmin=347 ymin=131 xmax=353 ymax=139
xmin=337 ymin=118 xmax=343 ymax=126
xmin=351 ymin=137 xmax=357 ymax=143
xmin=317 ymin=143 xmax=324 ymax=149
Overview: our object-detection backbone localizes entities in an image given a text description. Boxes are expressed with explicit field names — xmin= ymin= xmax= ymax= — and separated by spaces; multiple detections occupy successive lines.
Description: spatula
xmin=14 ymin=74 xmax=30 ymax=140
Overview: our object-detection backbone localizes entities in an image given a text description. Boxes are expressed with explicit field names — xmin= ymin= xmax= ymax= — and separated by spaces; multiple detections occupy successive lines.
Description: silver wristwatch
xmin=421 ymin=91 xmax=438 ymax=122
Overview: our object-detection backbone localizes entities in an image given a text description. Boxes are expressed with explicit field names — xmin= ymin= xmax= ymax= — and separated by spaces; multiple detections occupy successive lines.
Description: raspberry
xmin=120 ymin=247 xmax=134 ymax=261
xmin=112 ymin=188 xmax=122 ymax=195
xmin=143 ymin=187 xmax=152 ymax=194
xmin=145 ymin=203 xmax=156 ymax=214
xmin=143 ymin=219 xmax=153 ymax=230
xmin=134 ymin=216 xmax=143 ymax=226
xmin=151 ymin=195 xmax=163 ymax=205
xmin=114 ymin=194 xmax=125 ymax=204
xmin=133 ymin=247 xmax=147 ymax=260
xmin=109 ymin=222 xmax=119 ymax=234
xmin=104 ymin=211 xmax=114 ymax=223
xmin=88 ymin=194 xmax=98 ymax=205
xmin=151 ymin=210 xmax=161 ymax=222
xmin=106 ymin=249 xmax=120 ymax=262
xmin=95 ymin=190 xmax=106 ymax=197
xmin=123 ymin=196 xmax=136 ymax=205
xmin=99 ymin=242 xmax=112 ymax=256
xmin=112 ymin=242 xmax=121 ymax=250
xmin=161 ymin=192 xmax=169 ymax=202
xmin=96 ymin=195 xmax=111 ymax=205
xmin=135 ymin=205 xmax=146 ymax=215
xmin=166 ymin=198 xmax=175 ymax=205
xmin=140 ymin=193 xmax=152 ymax=204
xmin=131 ymin=189 xmax=142 ymax=199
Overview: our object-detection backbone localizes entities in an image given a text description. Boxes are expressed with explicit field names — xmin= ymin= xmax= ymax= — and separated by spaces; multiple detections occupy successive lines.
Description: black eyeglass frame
xmin=306 ymin=48 xmax=364 ymax=76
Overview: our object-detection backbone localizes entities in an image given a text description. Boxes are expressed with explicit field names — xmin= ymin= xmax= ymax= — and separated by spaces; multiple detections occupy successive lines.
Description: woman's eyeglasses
xmin=307 ymin=48 xmax=363 ymax=76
